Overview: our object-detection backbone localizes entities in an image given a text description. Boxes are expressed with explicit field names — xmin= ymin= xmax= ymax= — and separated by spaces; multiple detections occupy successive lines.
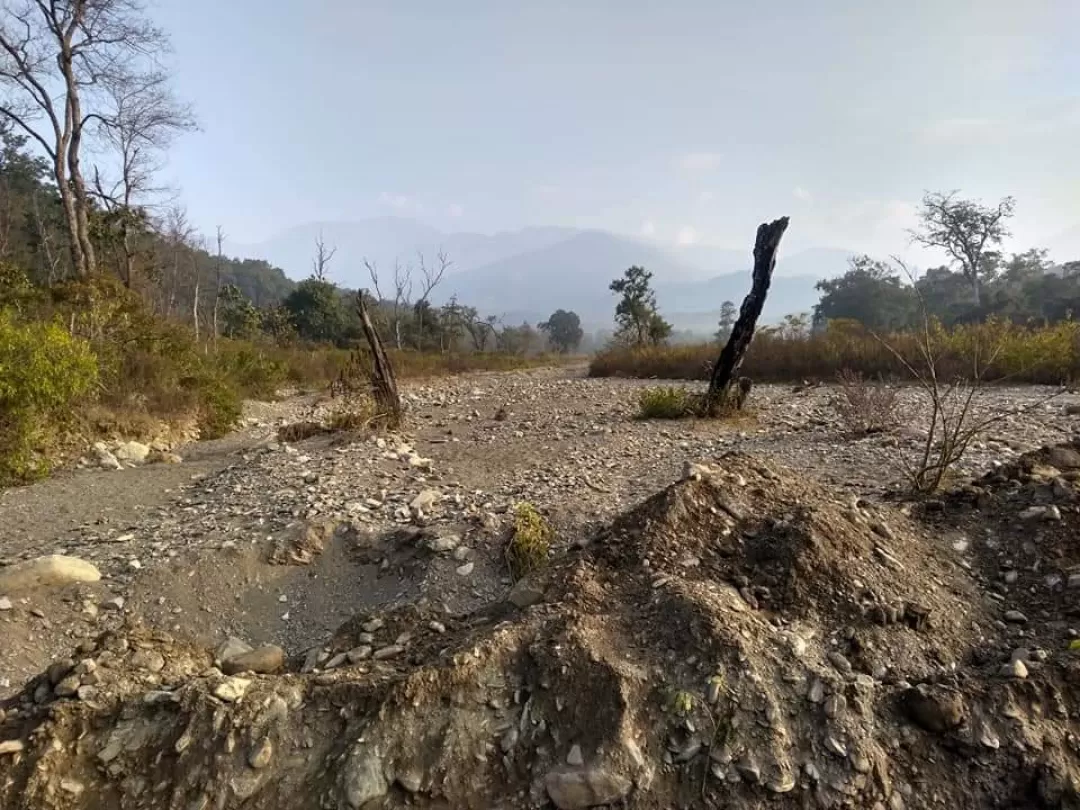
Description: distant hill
xmin=230 ymin=217 xmax=853 ymax=329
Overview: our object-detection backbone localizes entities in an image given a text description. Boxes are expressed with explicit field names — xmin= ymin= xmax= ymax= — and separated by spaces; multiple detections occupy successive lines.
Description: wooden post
xmin=703 ymin=216 xmax=789 ymax=415
xmin=355 ymin=290 xmax=403 ymax=427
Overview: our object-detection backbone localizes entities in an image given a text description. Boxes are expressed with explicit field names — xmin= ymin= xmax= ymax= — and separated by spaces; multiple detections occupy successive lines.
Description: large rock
xmin=341 ymin=748 xmax=388 ymax=808
xmin=92 ymin=443 xmax=121 ymax=471
xmin=0 ymin=556 xmax=101 ymax=593
xmin=545 ymin=767 xmax=632 ymax=809
xmin=902 ymin=684 xmax=965 ymax=733
xmin=1047 ymin=446 xmax=1080 ymax=470
xmin=114 ymin=441 xmax=151 ymax=465
xmin=221 ymin=645 xmax=285 ymax=675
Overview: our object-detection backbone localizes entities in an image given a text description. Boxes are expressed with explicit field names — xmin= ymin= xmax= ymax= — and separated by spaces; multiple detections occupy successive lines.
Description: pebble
xmin=222 ymin=645 xmax=285 ymax=675
xmin=373 ymin=645 xmax=404 ymax=660
xmin=213 ymin=677 xmax=251 ymax=703
xmin=1004 ymin=610 xmax=1028 ymax=624
xmin=0 ymin=597 xmax=11 ymax=611
xmin=0 ymin=740 xmax=25 ymax=755
xmin=566 ymin=744 xmax=584 ymax=766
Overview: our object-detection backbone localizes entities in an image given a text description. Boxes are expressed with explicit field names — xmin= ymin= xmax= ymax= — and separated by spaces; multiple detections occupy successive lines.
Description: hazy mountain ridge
xmin=230 ymin=217 xmax=854 ymax=331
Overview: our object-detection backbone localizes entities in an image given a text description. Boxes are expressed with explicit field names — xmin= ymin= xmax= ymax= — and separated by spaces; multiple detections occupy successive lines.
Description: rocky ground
xmin=2 ymin=366 xmax=1080 ymax=809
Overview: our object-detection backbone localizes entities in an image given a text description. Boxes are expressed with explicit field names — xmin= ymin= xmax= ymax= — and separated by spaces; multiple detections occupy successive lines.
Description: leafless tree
xmin=0 ymin=0 xmax=174 ymax=279
xmin=90 ymin=71 xmax=196 ymax=286
xmin=311 ymin=231 xmax=336 ymax=282
xmin=364 ymin=256 xmax=413 ymax=349
xmin=414 ymin=249 xmax=451 ymax=341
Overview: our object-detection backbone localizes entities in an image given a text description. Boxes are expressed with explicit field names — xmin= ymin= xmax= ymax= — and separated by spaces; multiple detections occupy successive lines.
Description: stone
xmin=101 ymin=596 xmax=125 ymax=612
xmin=342 ymin=748 xmax=388 ymax=808
xmin=425 ymin=534 xmax=460 ymax=553
xmin=114 ymin=441 xmax=152 ymax=464
xmin=373 ymin=645 xmax=404 ymax=660
xmin=1047 ymin=447 xmax=1080 ymax=470
xmin=149 ymin=451 xmax=183 ymax=464
xmin=824 ymin=693 xmax=847 ymax=719
xmin=0 ymin=555 xmax=101 ymax=592
xmin=93 ymin=443 xmax=122 ymax=470
xmin=545 ymin=767 xmax=633 ymax=810
xmin=1004 ymin=610 xmax=1028 ymax=624
xmin=507 ymin=578 xmax=545 ymax=608
xmin=130 ymin=650 xmax=166 ymax=673
xmin=566 ymin=744 xmax=584 ymax=766
xmin=397 ymin=767 xmax=423 ymax=793
xmin=902 ymin=685 xmax=965 ymax=733
xmin=409 ymin=489 xmax=441 ymax=512
xmin=1000 ymin=659 xmax=1028 ymax=679
xmin=346 ymin=646 xmax=372 ymax=663
xmin=0 ymin=596 xmax=11 ymax=611
xmin=248 ymin=737 xmax=273 ymax=769
xmin=455 ymin=562 xmax=475 ymax=576
xmin=215 ymin=637 xmax=253 ymax=664
xmin=213 ymin=677 xmax=251 ymax=703
xmin=54 ymin=675 xmax=81 ymax=697
xmin=828 ymin=651 xmax=853 ymax=676
xmin=0 ymin=739 xmax=25 ymax=756
xmin=222 ymin=645 xmax=284 ymax=675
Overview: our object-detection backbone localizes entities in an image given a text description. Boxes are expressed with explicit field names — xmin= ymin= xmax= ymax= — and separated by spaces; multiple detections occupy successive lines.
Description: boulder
xmin=114 ymin=441 xmax=151 ymax=464
xmin=221 ymin=645 xmax=285 ymax=675
xmin=0 ymin=556 xmax=101 ymax=593
xmin=545 ymin=767 xmax=632 ymax=810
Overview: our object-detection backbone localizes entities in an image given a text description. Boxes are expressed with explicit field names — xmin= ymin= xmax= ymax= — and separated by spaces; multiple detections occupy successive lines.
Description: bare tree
xmin=0 ymin=0 xmax=173 ymax=279
xmin=910 ymin=191 xmax=1015 ymax=307
xmin=414 ymin=249 xmax=450 ymax=344
xmin=311 ymin=231 xmax=336 ymax=282
xmin=365 ymin=256 xmax=413 ymax=349
xmin=91 ymin=71 xmax=195 ymax=286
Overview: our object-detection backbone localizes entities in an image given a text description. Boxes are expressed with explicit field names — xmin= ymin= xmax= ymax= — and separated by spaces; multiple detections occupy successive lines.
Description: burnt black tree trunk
xmin=356 ymin=290 xmax=403 ymax=427
xmin=704 ymin=216 xmax=790 ymax=415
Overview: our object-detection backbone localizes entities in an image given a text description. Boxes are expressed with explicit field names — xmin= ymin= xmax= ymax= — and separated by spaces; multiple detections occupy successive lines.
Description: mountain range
xmin=229 ymin=217 xmax=854 ymax=331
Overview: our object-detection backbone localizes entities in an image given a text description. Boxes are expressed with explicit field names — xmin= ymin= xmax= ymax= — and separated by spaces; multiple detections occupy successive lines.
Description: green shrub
xmin=506 ymin=502 xmax=552 ymax=580
xmin=191 ymin=372 xmax=242 ymax=439
xmin=0 ymin=311 xmax=98 ymax=483
xmin=637 ymin=386 xmax=693 ymax=419
xmin=214 ymin=342 xmax=287 ymax=400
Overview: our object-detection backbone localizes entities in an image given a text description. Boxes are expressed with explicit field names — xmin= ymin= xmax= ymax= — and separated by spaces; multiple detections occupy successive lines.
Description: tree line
xmin=0 ymin=0 xmax=587 ymax=358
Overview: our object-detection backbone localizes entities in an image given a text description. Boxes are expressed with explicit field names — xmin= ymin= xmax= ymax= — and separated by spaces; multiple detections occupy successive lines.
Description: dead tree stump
xmin=703 ymin=216 xmax=790 ymax=416
xmin=355 ymin=290 xmax=403 ymax=428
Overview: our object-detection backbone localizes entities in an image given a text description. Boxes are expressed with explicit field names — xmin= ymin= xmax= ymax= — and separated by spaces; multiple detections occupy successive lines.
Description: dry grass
xmin=589 ymin=320 xmax=1080 ymax=385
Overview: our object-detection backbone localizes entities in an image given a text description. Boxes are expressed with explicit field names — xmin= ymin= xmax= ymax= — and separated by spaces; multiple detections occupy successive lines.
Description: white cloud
xmin=675 ymin=225 xmax=698 ymax=246
xmin=447 ymin=203 xmax=464 ymax=218
xmin=676 ymin=151 xmax=723 ymax=172
xmin=640 ymin=220 xmax=656 ymax=237
xmin=697 ymin=190 xmax=715 ymax=205
xmin=793 ymin=186 xmax=812 ymax=202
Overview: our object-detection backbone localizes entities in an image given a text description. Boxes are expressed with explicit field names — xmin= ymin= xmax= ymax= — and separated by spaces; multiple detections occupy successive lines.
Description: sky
xmin=150 ymin=0 xmax=1080 ymax=262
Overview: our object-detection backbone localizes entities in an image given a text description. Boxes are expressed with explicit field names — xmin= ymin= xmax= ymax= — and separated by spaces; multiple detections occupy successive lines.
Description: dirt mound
xmin=4 ymin=453 xmax=1080 ymax=809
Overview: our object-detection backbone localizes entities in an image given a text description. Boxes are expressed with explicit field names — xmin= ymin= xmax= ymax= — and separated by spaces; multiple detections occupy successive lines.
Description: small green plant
xmin=0 ymin=311 xmax=98 ymax=483
xmin=192 ymin=373 xmax=242 ymax=439
xmin=667 ymin=688 xmax=695 ymax=716
xmin=506 ymin=502 xmax=553 ymax=580
xmin=636 ymin=386 xmax=692 ymax=419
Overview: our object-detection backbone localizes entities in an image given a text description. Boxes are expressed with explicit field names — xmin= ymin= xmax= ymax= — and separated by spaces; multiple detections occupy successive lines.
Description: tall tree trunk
xmin=356 ymin=291 xmax=403 ymax=428
xmin=704 ymin=216 xmax=790 ymax=415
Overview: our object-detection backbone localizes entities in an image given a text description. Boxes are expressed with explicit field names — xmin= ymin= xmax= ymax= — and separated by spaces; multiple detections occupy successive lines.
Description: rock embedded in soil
xmin=545 ymin=767 xmax=632 ymax=810
xmin=114 ymin=441 xmax=152 ymax=465
xmin=221 ymin=645 xmax=285 ymax=675
xmin=902 ymin=685 xmax=965 ymax=733
xmin=213 ymin=676 xmax=251 ymax=703
xmin=0 ymin=555 xmax=101 ymax=592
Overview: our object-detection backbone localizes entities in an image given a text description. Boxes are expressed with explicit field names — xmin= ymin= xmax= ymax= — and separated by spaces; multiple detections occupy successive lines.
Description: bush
xmin=831 ymin=370 xmax=901 ymax=434
xmin=506 ymin=502 xmax=552 ymax=580
xmin=0 ymin=312 xmax=98 ymax=483
xmin=637 ymin=386 xmax=693 ymax=419
xmin=192 ymin=372 xmax=242 ymax=440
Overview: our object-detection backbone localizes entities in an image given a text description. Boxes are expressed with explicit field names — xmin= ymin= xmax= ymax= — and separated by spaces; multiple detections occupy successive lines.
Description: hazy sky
xmin=151 ymin=0 xmax=1080 ymax=260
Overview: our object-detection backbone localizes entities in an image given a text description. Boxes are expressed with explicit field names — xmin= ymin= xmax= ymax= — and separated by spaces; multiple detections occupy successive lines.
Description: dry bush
xmin=831 ymin=369 xmax=901 ymax=435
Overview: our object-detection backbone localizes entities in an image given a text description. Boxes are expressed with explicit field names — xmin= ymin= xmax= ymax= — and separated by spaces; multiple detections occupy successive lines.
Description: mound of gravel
xmin=3 ymin=452 xmax=1080 ymax=809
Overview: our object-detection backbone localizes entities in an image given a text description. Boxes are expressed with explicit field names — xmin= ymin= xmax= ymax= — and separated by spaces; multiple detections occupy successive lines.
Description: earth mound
xmin=3 ymin=452 xmax=1080 ymax=809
